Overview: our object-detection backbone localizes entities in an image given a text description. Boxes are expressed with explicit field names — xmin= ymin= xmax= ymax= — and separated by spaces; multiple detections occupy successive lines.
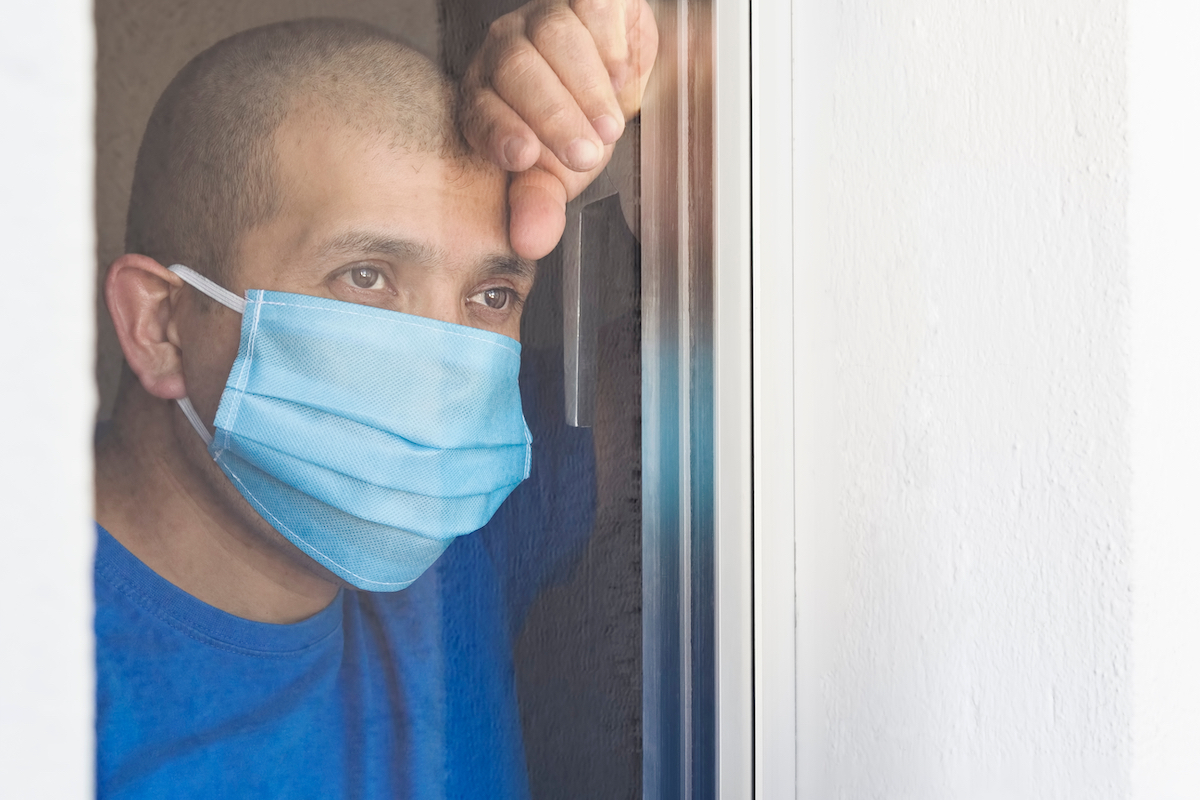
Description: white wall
xmin=8 ymin=0 xmax=1200 ymax=797
xmin=1129 ymin=2 xmax=1200 ymax=797
xmin=779 ymin=0 xmax=1137 ymax=797
xmin=0 ymin=0 xmax=96 ymax=796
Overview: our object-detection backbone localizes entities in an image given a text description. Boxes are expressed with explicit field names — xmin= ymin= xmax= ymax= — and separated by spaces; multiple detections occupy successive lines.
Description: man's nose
xmin=396 ymin=288 xmax=467 ymax=328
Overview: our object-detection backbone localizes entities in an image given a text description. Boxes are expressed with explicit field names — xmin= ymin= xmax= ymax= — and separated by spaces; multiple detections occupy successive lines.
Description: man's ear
xmin=105 ymin=254 xmax=188 ymax=401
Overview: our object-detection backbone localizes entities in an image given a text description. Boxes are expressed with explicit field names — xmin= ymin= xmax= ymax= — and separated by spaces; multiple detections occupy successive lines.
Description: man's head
xmin=102 ymin=19 xmax=534 ymax=599
xmin=111 ymin=17 xmax=533 ymax=402
xmin=128 ymin=18 xmax=474 ymax=288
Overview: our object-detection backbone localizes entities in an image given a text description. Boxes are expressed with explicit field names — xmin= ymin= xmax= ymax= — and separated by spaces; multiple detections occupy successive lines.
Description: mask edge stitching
xmin=254 ymin=298 xmax=522 ymax=357
xmin=220 ymin=295 xmax=265 ymax=451
xmin=222 ymin=464 xmax=421 ymax=590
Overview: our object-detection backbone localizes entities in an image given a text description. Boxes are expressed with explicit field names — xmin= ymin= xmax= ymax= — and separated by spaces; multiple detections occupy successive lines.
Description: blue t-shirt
xmin=95 ymin=353 xmax=595 ymax=799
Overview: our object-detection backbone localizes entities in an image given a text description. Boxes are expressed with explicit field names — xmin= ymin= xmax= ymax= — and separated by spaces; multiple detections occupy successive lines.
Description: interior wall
xmin=800 ymin=0 xmax=1131 ymax=796
xmin=94 ymin=0 xmax=440 ymax=419
xmin=1128 ymin=2 xmax=1200 ymax=796
xmin=0 ymin=0 xmax=95 ymax=795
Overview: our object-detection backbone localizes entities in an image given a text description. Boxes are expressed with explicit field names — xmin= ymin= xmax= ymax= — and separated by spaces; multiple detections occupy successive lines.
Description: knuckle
xmin=570 ymin=73 xmax=610 ymax=105
xmin=460 ymin=93 xmax=506 ymax=142
xmin=575 ymin=0 xmax=616 ymax=21
xmin=492 ymin=43 xmax=542 ymax=85
xmin=535 ymin=99 xmax=576 ymax=131
xmin=527 ymin=6 xmax=580 ymax=50
xmin=462 ymin=91 xmax=491 ymax=127
xmin=487 ymin=12 xmax=522 ymax=41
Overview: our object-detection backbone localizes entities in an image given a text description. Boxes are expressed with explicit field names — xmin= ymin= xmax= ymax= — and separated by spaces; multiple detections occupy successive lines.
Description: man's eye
xmin=471 ymin=287 xmax=512 ymax=310
xmin=348 ymin=267 xmax=383 ymax=289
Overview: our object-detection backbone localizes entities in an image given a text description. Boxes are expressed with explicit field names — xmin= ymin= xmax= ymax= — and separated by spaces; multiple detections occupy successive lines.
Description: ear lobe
xmin=105 ymin=254 xmax=188 ymax=401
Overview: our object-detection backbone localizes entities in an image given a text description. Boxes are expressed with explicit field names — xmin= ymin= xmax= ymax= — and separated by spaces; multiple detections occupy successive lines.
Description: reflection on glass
xmin=92 ymin=2 xmax=648 ymax=798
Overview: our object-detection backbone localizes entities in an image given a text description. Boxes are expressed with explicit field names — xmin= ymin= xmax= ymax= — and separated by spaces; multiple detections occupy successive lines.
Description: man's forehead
xmin=272 ymin=99 xmax=490 ymax=177
xmin=261 ymin=113 xmax=515 ymax=254
xmin=271 ymin=112 xmax=505 ymax=206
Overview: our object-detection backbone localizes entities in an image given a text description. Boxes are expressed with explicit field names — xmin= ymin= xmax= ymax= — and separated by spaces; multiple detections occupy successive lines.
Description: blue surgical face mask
xmin=168 ymin=264 xmax=532 ymax=592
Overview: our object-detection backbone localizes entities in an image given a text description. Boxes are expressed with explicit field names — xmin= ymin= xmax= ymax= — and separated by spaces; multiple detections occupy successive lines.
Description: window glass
xmin=92 ymin=1 xmax=652 ymax=797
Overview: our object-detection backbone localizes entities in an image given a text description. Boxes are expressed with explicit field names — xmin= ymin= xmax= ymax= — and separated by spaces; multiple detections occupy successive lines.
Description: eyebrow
xmin=317 ymin=231 xmax=438 ymax=262
xmin=480 ymin=254 xmax=537 ymax=283
xmin=315 ymin=231 xmax=535 ymax=282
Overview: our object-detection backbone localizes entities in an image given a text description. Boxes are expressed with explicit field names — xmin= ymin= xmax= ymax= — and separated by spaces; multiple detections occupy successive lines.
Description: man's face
xmin=164 ymin=108 xmax=532 ymax=584
xmin=176 ymin=109 xmax=532 ymax=428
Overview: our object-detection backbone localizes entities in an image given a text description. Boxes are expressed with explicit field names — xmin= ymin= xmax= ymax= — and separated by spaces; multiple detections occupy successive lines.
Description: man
xmin=95 ymin=7 xmax=654 ymax=798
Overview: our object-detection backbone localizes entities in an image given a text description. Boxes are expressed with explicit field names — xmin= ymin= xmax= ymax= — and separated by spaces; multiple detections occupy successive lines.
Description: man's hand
xmin=461 ymin=0 xmax=658 ymax=260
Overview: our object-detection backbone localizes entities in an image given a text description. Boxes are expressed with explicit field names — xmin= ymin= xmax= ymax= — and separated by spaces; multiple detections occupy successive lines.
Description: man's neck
xmin=95 ymin=389 xmax=340 ymax=624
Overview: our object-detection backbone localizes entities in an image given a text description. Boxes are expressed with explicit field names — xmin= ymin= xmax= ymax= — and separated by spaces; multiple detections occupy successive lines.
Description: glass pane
xmin=440 ymin=10 xmax=645 ymax=795
xmin=91 ymin=1 xmax=657 ymax=798
xmin=638 ymin=0 xmax=719 ymax=796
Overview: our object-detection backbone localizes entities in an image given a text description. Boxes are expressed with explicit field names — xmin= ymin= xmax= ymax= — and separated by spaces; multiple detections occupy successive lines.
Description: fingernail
xmin=592 ymin=114 xmax=622 ymax=144
xmin=504 ymin=137 xmax=531 ymax=169
xmin=566 ymin=138 xmax=601 ymax=170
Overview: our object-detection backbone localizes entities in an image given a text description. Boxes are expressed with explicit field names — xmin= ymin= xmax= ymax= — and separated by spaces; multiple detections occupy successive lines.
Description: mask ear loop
xmin=177 ymin=397 xmax=214 ymax=447
xmin=167 ymin=264 xmax=246 ymax=447
xmin=168 ymin=264 xmax=246 ymax=313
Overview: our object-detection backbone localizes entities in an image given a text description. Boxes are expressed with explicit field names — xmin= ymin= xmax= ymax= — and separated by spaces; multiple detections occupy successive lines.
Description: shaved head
xmin=125 ymin=18 xmax=478 ymax=287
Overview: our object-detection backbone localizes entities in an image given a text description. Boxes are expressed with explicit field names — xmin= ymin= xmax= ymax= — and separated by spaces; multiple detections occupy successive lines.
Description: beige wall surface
xmin=94 ymin=0 xmax=439 ymax=418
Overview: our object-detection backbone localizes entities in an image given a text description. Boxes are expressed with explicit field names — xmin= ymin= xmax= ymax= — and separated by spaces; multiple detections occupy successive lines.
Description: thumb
xmin=508 ymin=168 xmax=568 ymax=261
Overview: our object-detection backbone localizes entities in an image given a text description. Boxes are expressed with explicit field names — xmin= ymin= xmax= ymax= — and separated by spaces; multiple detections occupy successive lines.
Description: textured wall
xmin=0 ymin=0 xmax=96 ymax=795
xmin=810 ymin=0 xmax=1131 ymax=796
xmin=94 ymin=0 xmax=439 ymax=418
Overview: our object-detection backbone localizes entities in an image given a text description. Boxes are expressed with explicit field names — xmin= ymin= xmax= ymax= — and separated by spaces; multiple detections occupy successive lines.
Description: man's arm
xmin=459 ymin=0 xmax=658 ymax=260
